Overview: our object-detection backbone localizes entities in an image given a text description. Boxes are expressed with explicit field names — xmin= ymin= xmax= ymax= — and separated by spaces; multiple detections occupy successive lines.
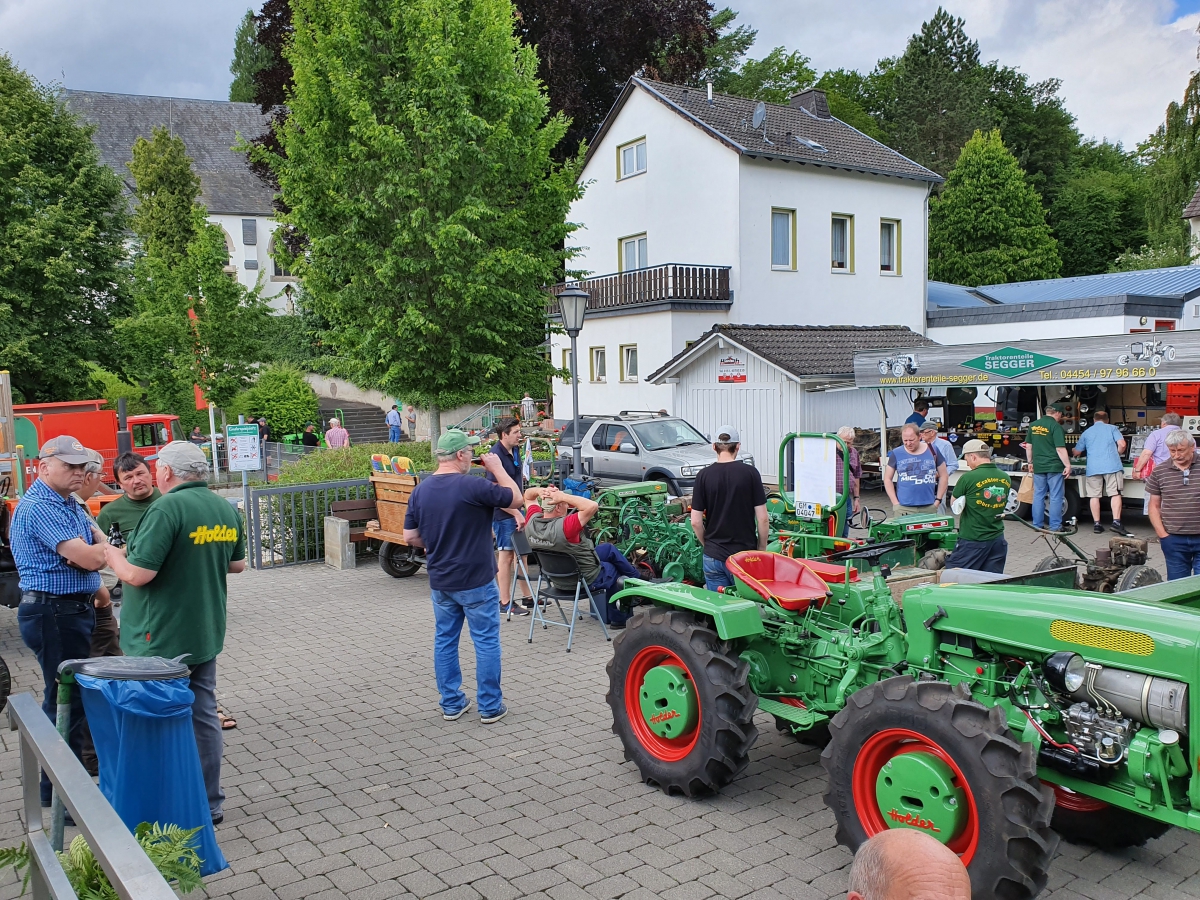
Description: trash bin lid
xmin=59 ymin=655 xmax=190 ymax=680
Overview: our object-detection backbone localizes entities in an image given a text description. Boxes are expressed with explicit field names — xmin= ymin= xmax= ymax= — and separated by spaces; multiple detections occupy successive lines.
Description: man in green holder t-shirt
xmin=944 ymin=440 xmax=1012 ymax=573
xmin=1025 ymin=403 xmax=1072 ymax=532
xmin=104 ymin=441 xmax=245 ymax=826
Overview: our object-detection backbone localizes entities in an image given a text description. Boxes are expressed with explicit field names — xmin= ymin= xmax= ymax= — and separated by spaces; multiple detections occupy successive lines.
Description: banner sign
xmin=718 ymin=355 xmax=747 ymax=383
xmin=853 ymin=331 xmax=1200 ymax=388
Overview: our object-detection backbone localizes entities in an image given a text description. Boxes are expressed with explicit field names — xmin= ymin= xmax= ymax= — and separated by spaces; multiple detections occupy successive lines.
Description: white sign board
xmin=793 ymin=436 xmax=839 ymax=508
xmin=226 ymin=424 xmax=262 ymax=472
xmin=717 ymin=355 xmax=747 ymax=383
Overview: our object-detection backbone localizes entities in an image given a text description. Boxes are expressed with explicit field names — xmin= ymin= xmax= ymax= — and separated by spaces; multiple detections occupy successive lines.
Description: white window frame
xmin=771 ymin=208 xmax=796 ymax=270
xmin=832 ymin=214 xmax=854 ymax=273
xmin=880 ymin=219 xmax=901 ymax=275
xmin=589 ymin=346 xmax=607 ymax=382
xmin=617 ymin=138 xmax=647 ymax=180
xmin=620 ymin=233 xmax=648 ymax=272
xmin=620 ymin=344 xmax=639 ymax=382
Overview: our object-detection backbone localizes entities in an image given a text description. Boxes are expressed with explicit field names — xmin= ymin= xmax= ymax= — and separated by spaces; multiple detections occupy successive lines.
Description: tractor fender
xmin=643 ymin=469 xmax=681 ymax=495
xmin=610 ymin=579 xmax=765 ymax=640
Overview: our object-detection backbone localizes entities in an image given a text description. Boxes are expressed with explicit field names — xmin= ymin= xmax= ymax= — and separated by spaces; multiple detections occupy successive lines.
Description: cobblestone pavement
xmin=0 ymin=490 xmax=1194 ymax=900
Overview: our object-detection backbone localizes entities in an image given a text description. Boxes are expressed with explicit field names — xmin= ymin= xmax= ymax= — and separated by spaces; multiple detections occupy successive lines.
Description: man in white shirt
xmin=919 ymin=422 xmax=957 ymax=471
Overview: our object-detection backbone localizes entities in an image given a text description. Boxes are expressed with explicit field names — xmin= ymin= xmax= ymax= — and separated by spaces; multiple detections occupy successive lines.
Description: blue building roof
xmin=972 ymin=266 xmax=1200 ymax=304
xmin=927 ymin=282 xmax=990 ymax=309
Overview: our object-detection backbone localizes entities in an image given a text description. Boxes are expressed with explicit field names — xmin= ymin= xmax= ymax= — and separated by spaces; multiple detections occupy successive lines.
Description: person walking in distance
xmin=104 ymin=442 xmax=246 ymax=825
xmin=1026 ymin=403 xmax=1072 ymax=532
xmin=835 ymin=426 xmax=862 ymax=536
xmin=1146 ymin=428 xmax=1200 ymax=580
xmin=10 ymin=436 xmax=108 ymax=806
xmin=883 ymin=424 xmax=948 ymax=516
xmin=1072 ymin=409 xmax=1129 ymax=535
xmin=486 ymin=417 xmax=530 ymax=615
xmin=690 ymin=427 xmax=768 ymax=592
xmin=943 ymin=440 xmax=1012 ymax=573
xmin=325 ymin=418 xmax=350 ymax=448
xmin=403 ymin=430 xmax=521 ymax=724
xmin=520 ymin=393 xmax=537 ymax=423
xmin=386 ymin=405 xmax=403 ymax=444
xmin=407 ymin=405 xmax=418 ymax=439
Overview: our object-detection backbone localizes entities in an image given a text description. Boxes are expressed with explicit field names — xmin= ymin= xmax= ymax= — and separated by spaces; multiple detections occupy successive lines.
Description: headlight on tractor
xmin=1043 ymin=651 xmax=1087 ymax=694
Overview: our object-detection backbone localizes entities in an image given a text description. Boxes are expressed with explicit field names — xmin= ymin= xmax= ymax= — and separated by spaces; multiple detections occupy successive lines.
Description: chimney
xmin=790 ymin=88 xmax=830 ymax=119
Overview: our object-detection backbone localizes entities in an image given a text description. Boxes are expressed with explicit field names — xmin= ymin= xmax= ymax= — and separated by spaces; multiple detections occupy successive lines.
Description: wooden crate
xmin=371 ymin=473 xmax=416 ymax=536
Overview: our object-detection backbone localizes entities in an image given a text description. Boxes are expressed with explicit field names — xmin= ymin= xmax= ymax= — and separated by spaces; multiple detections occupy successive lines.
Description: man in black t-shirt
xmin=689 ymin=426 xmax=769 ymax=591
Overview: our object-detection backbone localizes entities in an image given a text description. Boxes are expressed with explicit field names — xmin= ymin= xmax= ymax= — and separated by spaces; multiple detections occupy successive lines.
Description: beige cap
xmin=157 ymin=441 xmax=209 ymax=476
xmin=40 ymin=435 xmax=92 ymax=465
xmin=961 ymin=439 xmax=992 ymax=455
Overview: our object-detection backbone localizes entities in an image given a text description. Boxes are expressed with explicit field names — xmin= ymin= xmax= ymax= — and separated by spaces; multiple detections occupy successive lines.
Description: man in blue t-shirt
xmin=486 ymin=417 xmax=528 ymax=615
xmin=904 ymin=400 xmax=929 ymax=426
xmin=404 ymin=430 xmax=520 ymax=724
xmin=1072 ymin=410 xmax=1129 ymax=536
xmin=883 ymin=423 xmax=948 ymax=515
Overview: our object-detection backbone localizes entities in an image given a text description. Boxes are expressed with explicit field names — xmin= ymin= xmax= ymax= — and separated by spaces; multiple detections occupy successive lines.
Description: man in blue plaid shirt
xmin=11 ymin=436 xmax=108 ymax=804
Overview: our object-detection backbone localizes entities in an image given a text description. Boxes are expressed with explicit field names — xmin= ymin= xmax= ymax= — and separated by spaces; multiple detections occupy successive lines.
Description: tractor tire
xmin=606 ymin=608 xmax=758 ymax=796
xmin=1115 ymin=564 xmax=1162 ymax=592
xmin=379 ymin=542 xmax=421 ymax=578
xmin=1048 ymin=785 xmax=1170 ymax=849
xmin=1034 ymin=555 xmax=1077 ymax=573
xmin=822 ymin=677 xmax=1057 ymax=900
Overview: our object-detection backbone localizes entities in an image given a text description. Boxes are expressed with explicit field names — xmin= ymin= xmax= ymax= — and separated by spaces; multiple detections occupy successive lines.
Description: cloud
xmin=732 ymin=0 xmax=1199 ymax=146
xmin=0 ymin=0 xmax=249 ymax=101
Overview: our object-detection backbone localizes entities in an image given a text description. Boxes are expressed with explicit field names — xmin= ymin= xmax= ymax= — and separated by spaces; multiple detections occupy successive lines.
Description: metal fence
xmin=7 ymin=691 xmax=177 ymax=899
xmin=248 ymin=478 xmax=373 ymax=569
xmin=207 ymin=441 xmax=319 ymax=485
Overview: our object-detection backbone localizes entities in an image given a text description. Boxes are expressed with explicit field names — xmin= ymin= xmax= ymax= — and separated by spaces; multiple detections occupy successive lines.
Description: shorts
xmin=492 ymin=517 xmax=518 ymax=551
xmin=1085 ymin=472 xmax=1123 ymax=498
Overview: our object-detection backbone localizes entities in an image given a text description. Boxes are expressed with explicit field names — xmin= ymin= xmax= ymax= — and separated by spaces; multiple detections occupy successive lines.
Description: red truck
xmin=14 ymin=400 xmax=184 ymax=485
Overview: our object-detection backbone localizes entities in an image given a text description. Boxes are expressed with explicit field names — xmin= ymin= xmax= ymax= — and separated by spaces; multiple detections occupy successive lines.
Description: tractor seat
xmin=726 ymin=551 xmax=831 ymax=613
xmin=803 ymin=559 xmax=860 ymax=584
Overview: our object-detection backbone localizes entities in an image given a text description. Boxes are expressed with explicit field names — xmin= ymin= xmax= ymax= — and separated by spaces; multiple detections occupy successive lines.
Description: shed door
xmin=685 ymin=385 xmax=781 ymax=481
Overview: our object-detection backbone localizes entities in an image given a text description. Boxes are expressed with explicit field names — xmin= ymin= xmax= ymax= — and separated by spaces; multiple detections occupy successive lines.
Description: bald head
xmin=847 ymin=830 xmax=970 ymax=900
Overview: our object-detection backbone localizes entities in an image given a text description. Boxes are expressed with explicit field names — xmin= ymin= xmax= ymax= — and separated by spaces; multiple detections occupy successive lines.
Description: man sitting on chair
xmin=523 ymin=487 xmax=639 ymax=626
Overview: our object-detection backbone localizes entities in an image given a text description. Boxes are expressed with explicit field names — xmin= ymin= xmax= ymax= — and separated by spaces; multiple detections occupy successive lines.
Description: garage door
xmin=686 ymin=386 xmax=781 ymax=481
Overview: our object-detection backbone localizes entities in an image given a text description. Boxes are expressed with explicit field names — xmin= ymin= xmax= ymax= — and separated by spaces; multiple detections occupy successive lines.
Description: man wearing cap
xmin=690 ymin=427 xmax=768 ymax=592
xmin=1026 ymin=404 xmax=1072 ymax=532
xmin=10 ymin=436 xmax=108 ymax=804
xmin=403 ymin=430 xmax=521 ymax=724
xmin=104 ymin=441 xmax=245 ymax=825
xmin=944 ymin=440 xmax=1012 ymax=573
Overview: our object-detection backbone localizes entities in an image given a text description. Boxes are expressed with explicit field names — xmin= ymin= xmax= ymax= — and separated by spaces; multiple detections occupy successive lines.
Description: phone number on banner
xmin=1041 ymin=367 xmax=1158 ymax=380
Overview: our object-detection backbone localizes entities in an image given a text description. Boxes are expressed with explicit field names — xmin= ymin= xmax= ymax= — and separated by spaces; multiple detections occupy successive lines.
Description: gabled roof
xmin=648 ymin=324 xmax=934 ymax=383
xmin=62 ymin=89 xmax=275 ymax=217
xmin=587 ymin=78 xmax=942 ymax=185
xmin=1185 ymin=185 xmax=1200 ymax=220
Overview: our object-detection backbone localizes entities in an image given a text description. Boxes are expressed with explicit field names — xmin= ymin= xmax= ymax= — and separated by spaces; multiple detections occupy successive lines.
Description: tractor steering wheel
xmin=826 ymin=539 xmax=915 ymax=565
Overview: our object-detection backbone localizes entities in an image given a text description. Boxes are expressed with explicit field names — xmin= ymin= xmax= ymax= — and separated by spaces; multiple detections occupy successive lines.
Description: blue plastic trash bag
xmin=76 ymin=671 xmax=227 ymax=877
xmin=562 ymin=477 xmax=592 ymax=498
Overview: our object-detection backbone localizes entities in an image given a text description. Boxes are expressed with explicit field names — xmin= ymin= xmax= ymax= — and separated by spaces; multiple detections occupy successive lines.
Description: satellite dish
xmin=752 ymin=101 xmax=766 ymax=130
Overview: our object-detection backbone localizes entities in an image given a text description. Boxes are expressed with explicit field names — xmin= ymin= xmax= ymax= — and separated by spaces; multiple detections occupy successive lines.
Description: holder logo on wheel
xmin=649 ymin=709 xmax=680 ymax=725
xmin=887 ymin=808 xmax=941 ymax=832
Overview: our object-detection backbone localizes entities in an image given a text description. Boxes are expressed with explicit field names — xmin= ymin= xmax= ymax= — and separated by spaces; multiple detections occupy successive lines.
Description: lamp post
xmin=557 ymin=286 xmax=589 ymax=478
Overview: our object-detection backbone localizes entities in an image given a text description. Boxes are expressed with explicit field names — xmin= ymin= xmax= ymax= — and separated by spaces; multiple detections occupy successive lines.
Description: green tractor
xmin=607 ymin=541 xmax=1197 ymax=898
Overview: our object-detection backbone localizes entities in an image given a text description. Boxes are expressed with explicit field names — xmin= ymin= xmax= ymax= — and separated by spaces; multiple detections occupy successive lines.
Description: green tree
xmin=1136 ymin=70 xmax=1200 ymax=263
xmin=228 ymin=10 xmax=273 ymax=103
xmin=815 ymin=69 xmax=886 ymax=141
xmin=884 ymin=8 xmax=992 ymax=175
xmin=987 ymin=66 xmax=1079 ymax=204
xmin=121 ymin=130 xmax=271 ymax=428
xmin=930 ymin=129 xmax=1061 ymax=284
xmin=696 ymin=9 xmax=815 ymax=103
xmin=0 ymin=55 xmax=129 ymax=402
xmin=265 ymin=0 xmax=582 ymax=437
xmin=229 ymin=364 xmax=318 ymax=436
xmin=1048 ymin=142 xmax=1146 ymax=276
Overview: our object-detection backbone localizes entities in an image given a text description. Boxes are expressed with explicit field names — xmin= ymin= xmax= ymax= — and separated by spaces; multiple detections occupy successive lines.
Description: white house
xmin=63 ymin=90 xmax=297 ymax=311
xmin=549 ymin=78 xmax=941 ymax=420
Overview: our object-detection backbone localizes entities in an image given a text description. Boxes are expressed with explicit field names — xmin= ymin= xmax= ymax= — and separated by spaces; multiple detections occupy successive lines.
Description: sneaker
xmin=1094 ymin=523 xmax=1105 ymax=534
xmin=443 ymin=699 xmax=472 ymax=721
xmin=211 ymin=811 xmax=224 ymax=826
xmin=503 ymin=603 xmax=530 ymax=617
xmin=1111 ymin=521 xmax=1131 ymax=537
xmin=480 ymin=704 xmax=508 ymax=724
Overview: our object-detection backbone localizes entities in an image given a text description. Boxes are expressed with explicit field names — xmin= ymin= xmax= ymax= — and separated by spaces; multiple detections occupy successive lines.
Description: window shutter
xmin=242 ymin=219 xmax=257 ymax=245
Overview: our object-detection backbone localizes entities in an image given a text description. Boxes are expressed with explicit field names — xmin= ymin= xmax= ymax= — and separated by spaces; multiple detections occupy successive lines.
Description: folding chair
xmin=505 ymin=529 xmax=537 ymax=622
xmin=527 ymin=550 xmax=611 ymax=651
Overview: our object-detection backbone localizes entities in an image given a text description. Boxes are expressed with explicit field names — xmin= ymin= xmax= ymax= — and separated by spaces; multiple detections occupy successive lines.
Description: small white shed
xmin=647 ymin=324 xmax=930 ymax=483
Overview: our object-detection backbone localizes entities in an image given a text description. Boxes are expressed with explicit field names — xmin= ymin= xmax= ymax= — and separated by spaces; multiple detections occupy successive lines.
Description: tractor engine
xmin=1061 ymin=703 xmax=1134 ymax=765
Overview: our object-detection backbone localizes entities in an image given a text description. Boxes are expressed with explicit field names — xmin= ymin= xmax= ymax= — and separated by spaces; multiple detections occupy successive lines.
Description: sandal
xmin=217 ymin=710 xmax=237 ymax=730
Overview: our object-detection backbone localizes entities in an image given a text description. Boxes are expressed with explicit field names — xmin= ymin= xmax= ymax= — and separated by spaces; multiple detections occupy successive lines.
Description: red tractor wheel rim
xmin=1048 ymin=783 xmax=1108 ymax=813
xmin=852 ymin=728 xmax=980 ymax=865
xmin=625 ymin=646 xmax=701 ymax=761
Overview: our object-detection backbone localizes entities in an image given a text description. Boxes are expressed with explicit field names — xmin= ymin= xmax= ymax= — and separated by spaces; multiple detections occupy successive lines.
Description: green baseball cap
xmin=436 ymin=429 xmax=481 ymax=454
xmin=1045 ymin=403 xmax=1062 ymax=413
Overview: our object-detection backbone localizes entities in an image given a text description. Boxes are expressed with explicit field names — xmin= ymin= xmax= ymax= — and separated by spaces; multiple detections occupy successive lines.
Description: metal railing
xmin=248 ymin=479 xmax=373 ymax=568
xmin=7 ymin=692 xmax=177 ymax=900
xmin=450 ymin=400 xmax=547 ymax=434
xmin=548 ymin=264 xmax=731 ymax=312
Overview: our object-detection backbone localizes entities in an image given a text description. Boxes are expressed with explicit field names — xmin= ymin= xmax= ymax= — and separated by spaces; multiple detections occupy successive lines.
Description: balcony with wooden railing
xmin=547 ymin=264 xmax=731 ymax=314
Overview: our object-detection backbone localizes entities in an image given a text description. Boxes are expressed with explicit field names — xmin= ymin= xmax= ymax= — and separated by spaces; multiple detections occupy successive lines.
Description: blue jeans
xmin=431 ymin=582 xmax=503 ymax=718
xmin=1159 ymin=533 xmax=1200 ymax=580
xmin=1032 ymin=472 xmax=1065 ymax=531
xmin=188 ymin=658 xmax=224 ymax=817
xmin=18 ymin=593 xmax=95 ymax=803
xmin=389 ymin=425 xmax=401 ymax=443
xmin=589 ymin=543 xmax=639 ymax=598
xmin=492 ymin=517 xmax=518 ymax=551
xmin=702 ymin=555 xmax=735 ymax=592
xmin=944 ymin=537 xmax=1008 ymax=574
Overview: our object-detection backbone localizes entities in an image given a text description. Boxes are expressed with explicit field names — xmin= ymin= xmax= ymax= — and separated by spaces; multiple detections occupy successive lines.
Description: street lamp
xmin=558 ymin=286 xmax=589 ymax=478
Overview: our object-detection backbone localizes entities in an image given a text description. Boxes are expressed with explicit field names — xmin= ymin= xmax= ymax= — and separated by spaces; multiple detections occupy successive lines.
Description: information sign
xmin=226 ymin=424 xmax=262 ymax=472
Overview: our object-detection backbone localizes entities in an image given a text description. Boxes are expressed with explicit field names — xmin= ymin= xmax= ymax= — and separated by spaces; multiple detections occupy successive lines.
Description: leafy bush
xmin=229 ymin=365 xmax=319 ymax=436
xmin=275 ymin=443 xmax=435 ymax=485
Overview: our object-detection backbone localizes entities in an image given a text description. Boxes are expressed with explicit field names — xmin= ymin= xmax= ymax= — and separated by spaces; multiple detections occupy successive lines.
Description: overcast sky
xmin=1 ymin=0 xmax=1197 ymax=147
